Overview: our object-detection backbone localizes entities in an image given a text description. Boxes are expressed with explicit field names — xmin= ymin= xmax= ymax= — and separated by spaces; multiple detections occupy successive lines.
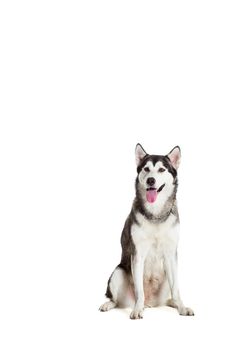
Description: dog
xmin=99 ymin=144 xmax=194 ymax=319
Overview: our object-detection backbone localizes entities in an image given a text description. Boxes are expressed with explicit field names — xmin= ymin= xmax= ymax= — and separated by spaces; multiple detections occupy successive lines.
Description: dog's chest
xmin=131 ymin=213 xmax=179 ymax=270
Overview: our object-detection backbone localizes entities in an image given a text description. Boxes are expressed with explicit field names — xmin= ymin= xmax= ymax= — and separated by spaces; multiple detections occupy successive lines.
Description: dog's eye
xmin=158 ymin=168 xmax=165 ymax=173
xmin=144 ymin=167 xmax=150 ymax=172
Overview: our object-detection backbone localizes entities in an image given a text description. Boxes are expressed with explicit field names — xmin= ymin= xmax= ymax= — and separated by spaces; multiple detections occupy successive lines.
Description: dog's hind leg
xmin=99 ymin=300 xmax=116 ymax=312
xmin=99 ymin=266 xmax=133 ymax=312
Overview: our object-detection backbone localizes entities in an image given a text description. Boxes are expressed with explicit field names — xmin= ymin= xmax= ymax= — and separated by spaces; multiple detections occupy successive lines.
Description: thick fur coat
xmin=99 ymin=144 xmax=194 ymax=319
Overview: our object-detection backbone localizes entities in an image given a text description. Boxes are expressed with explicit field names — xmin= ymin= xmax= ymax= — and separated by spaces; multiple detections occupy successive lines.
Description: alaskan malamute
xmin=99 ymin=144 xmax=194 ymax=319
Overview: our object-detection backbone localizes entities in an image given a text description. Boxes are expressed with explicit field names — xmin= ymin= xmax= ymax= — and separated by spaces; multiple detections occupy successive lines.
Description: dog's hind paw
xmin=179 ymin=306 xmax=194 ymax=316
xmin=99 ymin=301 xmax=116 ymax=312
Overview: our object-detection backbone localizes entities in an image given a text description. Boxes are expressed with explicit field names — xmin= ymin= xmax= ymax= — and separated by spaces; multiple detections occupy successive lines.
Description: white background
xmin=0 ymin=1 xmax=233 ymax=349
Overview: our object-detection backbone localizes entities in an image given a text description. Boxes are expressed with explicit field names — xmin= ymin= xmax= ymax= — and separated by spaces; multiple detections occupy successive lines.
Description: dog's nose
xmin=147 ymin=177 xmax=155 ymax=187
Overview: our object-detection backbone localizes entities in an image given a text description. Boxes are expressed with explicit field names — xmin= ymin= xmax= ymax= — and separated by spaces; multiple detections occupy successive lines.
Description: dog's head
xmin=135 ymin=144 xmax=181 ymax=206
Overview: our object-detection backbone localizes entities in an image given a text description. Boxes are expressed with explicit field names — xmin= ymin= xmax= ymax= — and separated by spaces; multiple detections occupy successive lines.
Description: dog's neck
xmin=133 ymin=182 xmax=178 ymax=223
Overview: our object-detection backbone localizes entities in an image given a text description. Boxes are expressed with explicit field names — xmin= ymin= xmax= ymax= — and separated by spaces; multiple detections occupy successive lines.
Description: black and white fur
xmin=99 ymin=144 xmax=194 ymax=319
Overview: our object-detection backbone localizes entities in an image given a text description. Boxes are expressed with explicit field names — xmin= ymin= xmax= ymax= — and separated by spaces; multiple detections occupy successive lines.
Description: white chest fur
xmin=131 ymin=212 xmax=179 ymax=278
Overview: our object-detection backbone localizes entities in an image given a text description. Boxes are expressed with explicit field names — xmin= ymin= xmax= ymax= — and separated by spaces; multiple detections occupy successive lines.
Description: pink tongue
xmin=146 ymin=189 xmax=158 ymax=203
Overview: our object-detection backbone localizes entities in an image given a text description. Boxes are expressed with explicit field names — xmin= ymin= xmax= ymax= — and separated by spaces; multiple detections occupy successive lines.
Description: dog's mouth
xmin=146 ymin=184 xmax=165 ymax=203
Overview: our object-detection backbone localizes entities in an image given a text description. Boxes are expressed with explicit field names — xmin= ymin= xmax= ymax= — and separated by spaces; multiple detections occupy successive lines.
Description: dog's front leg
xmin=164 ymin=252 xmax=194 ymax=316
xmin=130 ymin=253 xmax=145 ymax=319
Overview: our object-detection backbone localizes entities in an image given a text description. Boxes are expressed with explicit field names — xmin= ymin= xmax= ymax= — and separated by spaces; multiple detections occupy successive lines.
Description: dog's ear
xmin=135 ymin=143 xmax=147 ymax=166
xmin=167 ymin=146 xmax=181 ymax=169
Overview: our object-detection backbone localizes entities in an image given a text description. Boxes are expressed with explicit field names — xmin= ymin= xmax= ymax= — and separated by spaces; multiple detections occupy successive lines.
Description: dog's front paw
xmin=179 ymin=306 xmax=194 ymax=316
xmin=130 ymin=308 xmax=144 ymax=320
